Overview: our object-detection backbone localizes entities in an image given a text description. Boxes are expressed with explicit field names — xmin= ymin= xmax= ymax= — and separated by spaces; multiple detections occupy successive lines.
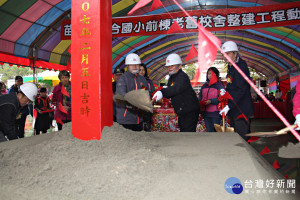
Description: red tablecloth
xmin=253 ymin=101 xmax=291 ymax=119
xmin=152 ymin=108 xmax=230 ymax=132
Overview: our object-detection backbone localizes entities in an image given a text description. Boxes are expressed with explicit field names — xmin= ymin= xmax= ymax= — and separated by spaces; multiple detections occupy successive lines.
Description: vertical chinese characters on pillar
xmin=79 ymin=2 xmax=91 ymax=117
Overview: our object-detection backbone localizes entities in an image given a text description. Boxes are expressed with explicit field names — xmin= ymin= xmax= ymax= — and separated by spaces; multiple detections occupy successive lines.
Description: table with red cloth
xmin=152 ymin=107 xmax=230 ymax=132
xmin=253 ymin=101 xmax=293 ymax=120
xmin=152 ymin=108 xmax=179 ymax=132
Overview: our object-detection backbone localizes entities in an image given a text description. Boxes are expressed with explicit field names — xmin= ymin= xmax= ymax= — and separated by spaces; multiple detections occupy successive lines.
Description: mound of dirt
xmin=0 ymin=123 xmax=168 ymax=200
xmin=1 ymin=123 xmax=298 ymax=200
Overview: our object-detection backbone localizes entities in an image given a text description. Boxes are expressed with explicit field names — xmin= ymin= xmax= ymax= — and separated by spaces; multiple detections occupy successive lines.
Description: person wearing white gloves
xmin=116 ymin=53 xmax=149 ymax=131
xmin=293 ymin=77 xmax=300 ymax=130
xmin=219 ymin=41 xmax=253 ymax=139
xmin=152 ymin=53 xmax=200 ymax=132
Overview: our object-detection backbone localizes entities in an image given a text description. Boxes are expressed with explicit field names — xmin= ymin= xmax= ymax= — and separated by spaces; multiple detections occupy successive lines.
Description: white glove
xmin=163 ymin=86 xmax=168 ymax=88
xmin=153 ymin=91 xmax=163 ymax=102
xmin=219 ymin=105 xmax=230 ymax=116
xmin=295 ymin=114 xmax=300 ymax=130
xmin=220 ymin=89 xmax=226 ymax=96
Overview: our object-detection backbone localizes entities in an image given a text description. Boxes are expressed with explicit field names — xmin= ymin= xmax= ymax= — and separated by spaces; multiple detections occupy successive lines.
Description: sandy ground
xmin=0 ymin=123 xmax=168 ymax=200
xmin=0 ymin=123 xmax=299 ymax=200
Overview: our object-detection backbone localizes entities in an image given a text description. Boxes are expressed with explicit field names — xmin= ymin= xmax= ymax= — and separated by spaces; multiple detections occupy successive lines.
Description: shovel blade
xmin=214 ymin=123 xmax=234 ymax=133
xmin=246 ymin=124 xmax=296 ymax=137
xmin=246 ymin=131 xmax=287 ymax=137
xmin=214 ymin=124 xmax=223 ymax=132
xmin=225 ymin=127 xmax=234 ymax=132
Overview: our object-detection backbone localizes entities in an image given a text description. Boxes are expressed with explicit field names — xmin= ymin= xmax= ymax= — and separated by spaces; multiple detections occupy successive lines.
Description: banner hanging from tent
xmin=61 ymin=19 xmax=71 ymax=40
xmin=112 ymin=1 xmax=300 ymax=37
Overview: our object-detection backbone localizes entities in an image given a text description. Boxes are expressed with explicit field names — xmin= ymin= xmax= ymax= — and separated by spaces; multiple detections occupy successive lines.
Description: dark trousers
xmin=121 ymin=123 xmax=143 ymax=131
xmin=143 ymin=113 xmax=152 ymax=132
xmin=178 ymin=111 xmax=200 ymax=132
xmin=35 ymin=129 xmax=47 ymax=135
xmin=204 ymin=116 xmax=221 ymax=132
xmin=230 ymin=116 xmax=251 ymax=140
xmin=0 ymin=131 xmax=8 ymax=142
xmin=16 ymin=114 xmax=27 ymax=138
xmin=57 ymin=120 xmax=71 ymax=131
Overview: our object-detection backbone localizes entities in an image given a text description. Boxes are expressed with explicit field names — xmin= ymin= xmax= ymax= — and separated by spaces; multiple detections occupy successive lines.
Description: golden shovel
xmin=214 ymin=114 xmax=234 ymax=132
xmin=246 ymin=124 xmax=298 ymax=137
xmin=214 ymin=103 xmax=234 ymax=132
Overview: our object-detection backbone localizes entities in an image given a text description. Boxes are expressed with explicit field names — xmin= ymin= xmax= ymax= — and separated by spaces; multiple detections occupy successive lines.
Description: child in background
xmin=199 ymin=67 xmax=224 ymax=132
xmin=34 ymin=87 xmax=52 ymax=135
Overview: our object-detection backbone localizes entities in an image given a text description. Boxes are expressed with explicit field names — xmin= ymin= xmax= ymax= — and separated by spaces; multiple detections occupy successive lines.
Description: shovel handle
xmin=221 ymin=102 xmax=225 ymax=132
xmin=276 ymin=124 xmax=298 ymax=135
xmin=151 ymin=98 xmax=156 ymax=104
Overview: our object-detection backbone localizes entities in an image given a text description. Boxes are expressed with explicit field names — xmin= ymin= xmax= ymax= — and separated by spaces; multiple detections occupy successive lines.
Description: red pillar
xmin=71 ymin=0 xmax=113 ymax=140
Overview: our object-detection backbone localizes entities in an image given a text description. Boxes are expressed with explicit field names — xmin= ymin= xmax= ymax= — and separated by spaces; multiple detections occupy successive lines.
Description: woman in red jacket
xmin=52 ymin=70 xmax=71 ymax=130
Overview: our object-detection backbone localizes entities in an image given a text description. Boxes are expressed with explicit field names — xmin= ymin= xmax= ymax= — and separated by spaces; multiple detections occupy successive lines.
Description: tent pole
xmin=33 ymin=58 xmax=36 ymax=84
xmin=32 ymin=47 xmax=36 ymax=84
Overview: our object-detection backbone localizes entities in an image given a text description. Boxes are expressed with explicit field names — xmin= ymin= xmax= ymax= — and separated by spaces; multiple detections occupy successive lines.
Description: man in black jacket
xmin=219 ymin=41 xmax=254 ymax=140
xmin=0 ymin=83 xmax=37 ymax=142
xmin=8 ymin=76 xmax=30 ymax=138
xmin=153 ymin=53 xmax=200 ymax=132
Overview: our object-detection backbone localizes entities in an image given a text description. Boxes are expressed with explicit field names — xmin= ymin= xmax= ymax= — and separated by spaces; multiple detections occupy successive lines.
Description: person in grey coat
xmin=116 ymin=53 xmax=149 ymax=131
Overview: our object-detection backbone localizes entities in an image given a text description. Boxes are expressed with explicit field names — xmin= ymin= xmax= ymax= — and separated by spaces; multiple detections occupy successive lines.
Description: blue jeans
xmin=204 ymin=116 xmax=221 ymax=132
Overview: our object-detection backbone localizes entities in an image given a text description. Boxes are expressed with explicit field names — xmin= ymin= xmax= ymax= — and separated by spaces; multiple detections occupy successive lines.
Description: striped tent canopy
xmin=112 ymin=0 xmax=300 ymax=82
xmin=1 ymin=0 xmax=300 ymax=82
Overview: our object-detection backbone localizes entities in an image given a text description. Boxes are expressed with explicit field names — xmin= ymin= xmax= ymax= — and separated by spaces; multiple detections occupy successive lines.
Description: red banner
xmin=112 ymin=2 xmax=300 ymax=37
xmin=61 ymin=19 xmax=71 ymax=40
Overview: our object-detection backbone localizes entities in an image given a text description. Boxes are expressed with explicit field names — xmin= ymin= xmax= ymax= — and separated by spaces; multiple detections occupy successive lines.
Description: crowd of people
xmin=113 ymin=41 xmax=299 ymax=140
xmin=252 ymin=89 xmax=284 ymax=102
xmin=1 ymin=41 xmax=299 ymax=142
xmin=0 ymin=70 xmax=71 ymax=142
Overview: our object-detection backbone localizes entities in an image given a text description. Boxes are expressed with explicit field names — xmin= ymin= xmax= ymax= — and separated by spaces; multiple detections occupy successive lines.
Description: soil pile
xmin=0 ymin=123 xmax=168 ymax=200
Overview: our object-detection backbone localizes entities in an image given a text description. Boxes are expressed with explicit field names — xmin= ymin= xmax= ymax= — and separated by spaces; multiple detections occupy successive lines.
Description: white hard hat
xmin=166 ymin=53 xmax=182 ymax=66
xmin=221 ymin=41 xmax=239 ymax=53
xmin=125 ymin=53 xmax=141 ymax=65
xmin=20 ymin=83 xmax=38 ymax=101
